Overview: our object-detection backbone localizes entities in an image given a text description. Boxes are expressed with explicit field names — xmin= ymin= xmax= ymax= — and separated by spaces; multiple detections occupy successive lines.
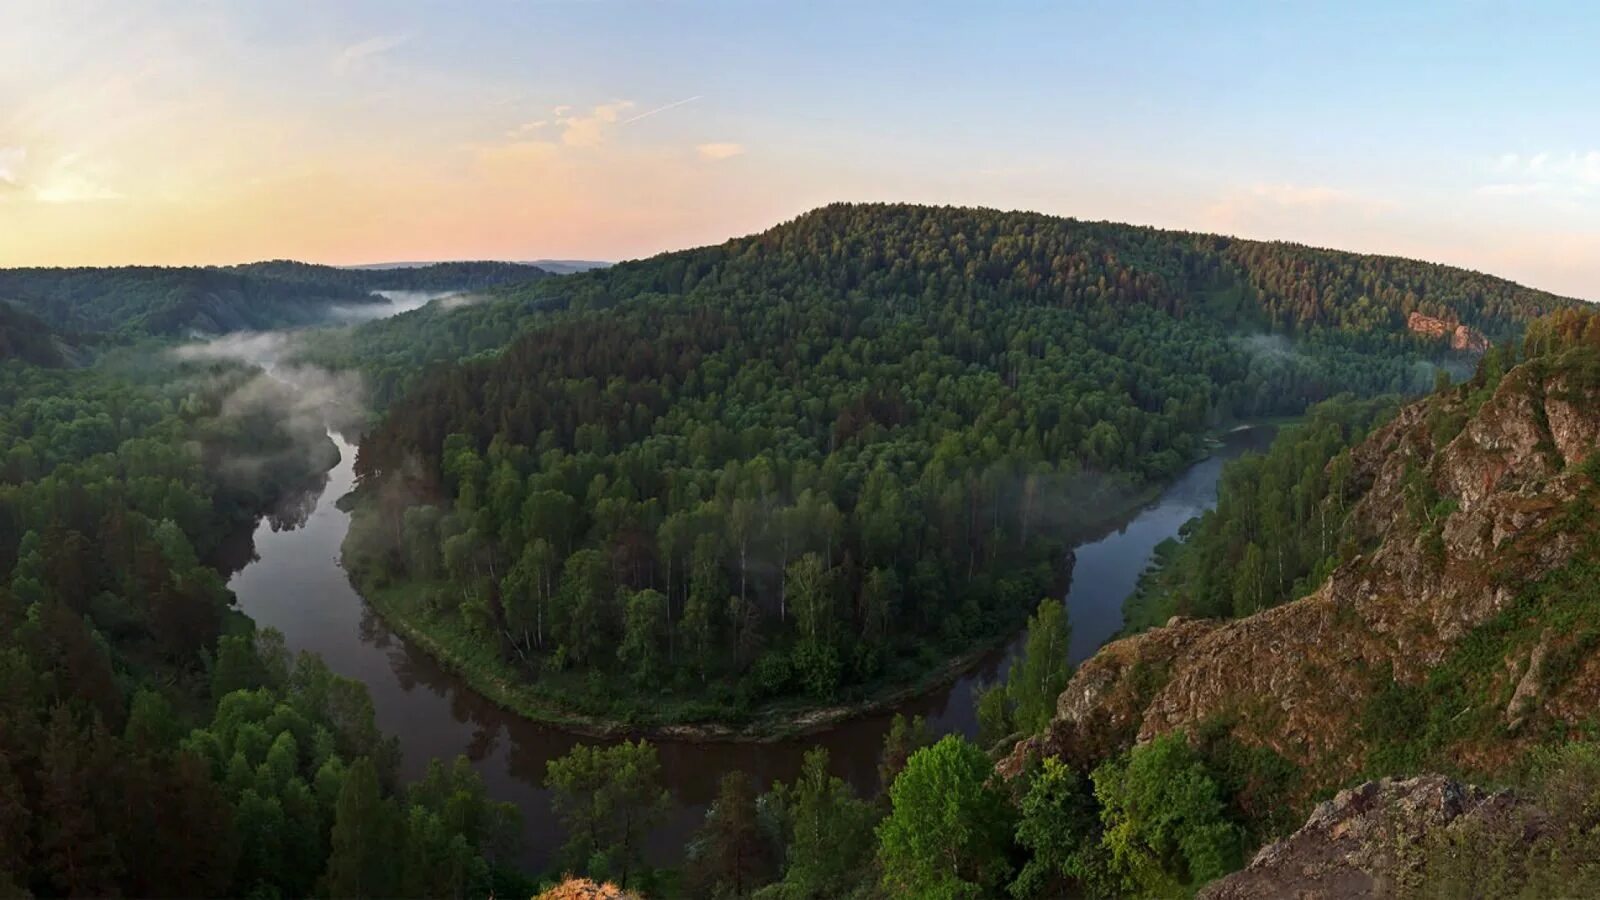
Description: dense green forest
xmin=232 ymin=260 xmax=550 ymax=293
xmin=308 ymin=202 xmax=1574 ymax=408
xmin=343 ymin=203 xmax=1571 ymax=727
xmin=0 ymin=355 xmax=527 ymax=896
xmin=0 ymin=254 xmax=556 ymax=896
xmin=0 ymin=260 xmax=548 ymax=339
xmin=0 ymin=302 xmax=75 ymax=367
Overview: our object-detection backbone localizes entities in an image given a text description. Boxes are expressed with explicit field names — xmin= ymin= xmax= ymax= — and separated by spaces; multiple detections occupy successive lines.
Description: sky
xmin=2 ymin=1 xmax=1598 ymax=299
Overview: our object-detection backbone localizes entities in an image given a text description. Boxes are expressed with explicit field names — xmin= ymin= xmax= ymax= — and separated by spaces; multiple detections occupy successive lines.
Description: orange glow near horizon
xmin=3 ymin=2 xmax=1598 ymax=300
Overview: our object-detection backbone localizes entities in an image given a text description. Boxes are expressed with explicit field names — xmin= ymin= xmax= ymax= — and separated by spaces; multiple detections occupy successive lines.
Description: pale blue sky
xmin=3 ymin=1 xmax=1598 ymax=297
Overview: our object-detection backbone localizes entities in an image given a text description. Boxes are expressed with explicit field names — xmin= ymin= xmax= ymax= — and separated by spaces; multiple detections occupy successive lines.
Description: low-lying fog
xmin=172 ymin=328 xmax=369 ymax=437
xmin=329 ymin=290 xmax=485 ymax=322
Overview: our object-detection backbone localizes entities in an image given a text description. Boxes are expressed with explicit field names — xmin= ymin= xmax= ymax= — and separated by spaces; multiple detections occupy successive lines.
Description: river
xmin=216 ymin=422 xmax=1273 ymax=871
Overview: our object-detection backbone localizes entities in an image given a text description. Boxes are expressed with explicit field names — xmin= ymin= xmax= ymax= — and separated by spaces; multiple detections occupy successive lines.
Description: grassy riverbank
xmin=352 ymin=564 xmax=1030 ymax=741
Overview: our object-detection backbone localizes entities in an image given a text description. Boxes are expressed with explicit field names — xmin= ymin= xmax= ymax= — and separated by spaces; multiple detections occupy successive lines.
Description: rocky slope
xmin=1005 ymin=342 xmax=1600 ymax=793
xmin=1198 ymin=776 xmax=1547 ymax=899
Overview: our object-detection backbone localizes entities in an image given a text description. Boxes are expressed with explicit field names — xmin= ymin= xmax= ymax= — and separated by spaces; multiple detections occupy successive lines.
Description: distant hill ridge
xmin=0 ymin=260 xmax=552 ymax=338
xmin=712 ymin=203 xmax=1582 ymax=338
xmin=318 ymin=199 xmax=1585 ymax=419
xmin=347 ymin=259 xmax=610 ymax=275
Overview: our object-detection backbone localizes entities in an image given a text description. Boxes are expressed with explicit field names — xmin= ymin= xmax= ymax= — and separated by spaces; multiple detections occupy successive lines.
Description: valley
xmin=9 ymin=6 xmax=1599 ymax=895
xmin=218 ymin=397 xmax=1274 ymax=869
xmin=3 ymin=204 xmax=1597 ymax=897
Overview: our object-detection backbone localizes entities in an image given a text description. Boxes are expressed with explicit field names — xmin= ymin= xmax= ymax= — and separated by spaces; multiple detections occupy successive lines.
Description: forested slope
xmin=0 ymin=260 xmax=549 ymax=339
xmin=0 ymin=267 xmax=376 ymax=337
xmin=343 ymin=203 xmax=1574 ymax=728
xmin=0 ymin=259 xmax=557 ymax=895
xmin=0 ymin=301 xmax=74 ymax=367
xmin=0 ymin=354 xmax=526 ymax=896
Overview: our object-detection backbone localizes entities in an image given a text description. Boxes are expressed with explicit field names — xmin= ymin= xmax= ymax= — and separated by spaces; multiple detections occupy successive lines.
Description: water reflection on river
xmin=217 ymin=426 xmax=1275 ymax=870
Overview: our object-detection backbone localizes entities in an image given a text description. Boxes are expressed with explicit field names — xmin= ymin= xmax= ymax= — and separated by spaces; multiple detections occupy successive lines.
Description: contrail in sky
xmin=621 ymin=95 xmax=703 ymax=125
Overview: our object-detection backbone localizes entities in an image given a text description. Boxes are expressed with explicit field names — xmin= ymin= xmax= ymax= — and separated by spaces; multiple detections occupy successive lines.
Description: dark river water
xmin=218 ymin=425 xmax=1274 ymax=871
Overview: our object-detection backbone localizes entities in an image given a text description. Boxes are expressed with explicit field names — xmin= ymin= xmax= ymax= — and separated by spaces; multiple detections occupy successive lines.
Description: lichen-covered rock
xmin=535 ymin=878 xmax=640 ymax=900
xmin=1197 ymin=776 xmax=1547 ymax=900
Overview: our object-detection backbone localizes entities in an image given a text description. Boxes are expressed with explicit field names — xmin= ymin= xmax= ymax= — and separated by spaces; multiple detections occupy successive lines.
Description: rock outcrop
xmin=1003 ymin=352 xmax=1600 ymax=786
xmin=1406 ymin=311 xmax=1490 ymax=353
xmin=1198 ymin=776 xmax=1547 ymax=899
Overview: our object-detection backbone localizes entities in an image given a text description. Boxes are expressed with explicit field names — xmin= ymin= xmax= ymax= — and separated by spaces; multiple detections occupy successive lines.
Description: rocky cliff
xmin=1005 ymin=345 xmax=1600 ymax=796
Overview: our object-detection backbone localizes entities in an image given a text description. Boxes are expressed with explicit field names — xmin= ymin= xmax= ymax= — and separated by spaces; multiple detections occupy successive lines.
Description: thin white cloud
xmin=558 ymin=100 xmax=634 ymax=147
xmin=1477 ymin=182 xmax=1554 ymax=198
xmin=1482 ymin=151 xmax=1600 ymax=198
xmin=620 ymin=95 xmax=702 ymax=125
xmin=334 ymin=34 xmax=410 ymax=74
xmin=507 ymin=120 xmax=548 ymax=138
xmin=0 ymin=146 xmax=24 ymax=189
xmin=34 ymin=158 xmax=122 ymax=203
xmin=697 ymin=142 xmax=744 ymax=161
xmin=520 ymin=96 xmax=703 ymax=151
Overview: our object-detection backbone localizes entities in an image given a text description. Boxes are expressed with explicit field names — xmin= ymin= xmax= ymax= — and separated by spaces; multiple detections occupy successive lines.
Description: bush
xmin=1092 ymin=733 xmax=1244 ymax=895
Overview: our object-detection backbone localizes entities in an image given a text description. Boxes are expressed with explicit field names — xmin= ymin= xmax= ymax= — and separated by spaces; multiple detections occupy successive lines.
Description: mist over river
xmin=215 ymin=416 xmax=1273 ymax=870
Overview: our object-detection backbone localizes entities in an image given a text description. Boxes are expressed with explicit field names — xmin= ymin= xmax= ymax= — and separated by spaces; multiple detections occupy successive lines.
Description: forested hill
xmin=0 ymin=301 xmax=73 ymax=367
xmin=359 ymin=201 xmax=1581 ymax=484
xmin=0 ymin=260 xmax=549 ymax=339
xmin=320 ymin=203 xmax=1579 ymax=409
xmin=521 ymin=202 xmax=1577 ymax=338
xmin=340 ymin=203 xmax=1579 ymax=727
xmin=230 ymin=259 xmax=550 ymax=292
xmin=0 ymin=266 xmax=372 ymax=337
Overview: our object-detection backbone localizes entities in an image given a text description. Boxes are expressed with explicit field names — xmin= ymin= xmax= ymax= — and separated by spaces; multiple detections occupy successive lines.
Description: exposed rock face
xmin=1002 ymin=355 xmax=1600 ymax=785
xmin=1406 ymin=311 xmax=1490 ymax=352
xmin=1504 ymin=632 xmax=1549 ymax=732
xmin=1198 ymin=776 xmax=1547 ymax=900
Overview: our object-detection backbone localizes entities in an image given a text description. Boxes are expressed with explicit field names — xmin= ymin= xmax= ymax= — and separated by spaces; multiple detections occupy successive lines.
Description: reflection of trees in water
xmin=358 ymin=602 xmax=510 ymax=763
xmin=208 ymin=526 xmax=261 ymax=578
xmin=358 ymin=604 xmax=392 ymax=649
xmin=208 ymin=472 xmax=331 ymax=576
xmin=266 ymin=475 xmax=327 ymax=530
xmin=463 ymin=719 xmax=502 ymax=762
